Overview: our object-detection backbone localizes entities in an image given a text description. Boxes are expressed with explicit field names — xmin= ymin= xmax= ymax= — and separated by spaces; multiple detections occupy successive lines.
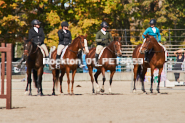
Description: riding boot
xmin=16 ymin=54 xmax=26 ymax=69
xmin=55 ymin=55 xmax=61 ymax=69
xmin=144 ymin=52 xmax=149 ymax=63
xmin=95 ymin=53 xmax=101 ymax=66
xmin=77 ymin=50 xmax=85 ymax=68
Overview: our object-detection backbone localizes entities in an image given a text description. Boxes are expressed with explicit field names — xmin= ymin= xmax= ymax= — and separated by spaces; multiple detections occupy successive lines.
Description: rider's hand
xmin=102 ymin=38 xmax=106 ymax=41
xmin=159 ymin=40 xmax=161 ymax=43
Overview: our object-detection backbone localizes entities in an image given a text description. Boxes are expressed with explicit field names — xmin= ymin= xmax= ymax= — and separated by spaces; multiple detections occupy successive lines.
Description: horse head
xmin=108 ymin=37 xmax=122 ymax=57
xmin=140 ymin=34 xmax=155 ymax=54
xmin=78 ymin=35 xmax=89 ymax=54
xmin=24 ymin=39 xmax=34 ymax=57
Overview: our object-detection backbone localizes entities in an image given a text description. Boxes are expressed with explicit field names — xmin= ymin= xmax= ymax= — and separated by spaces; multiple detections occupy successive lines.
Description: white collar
xmin=33 ymin=27 xmax=38 ymax=33
xmin=101 ymin=29 xmax=106 ymax=35
xmin=63 ymin=29 xmax=67 ymax=33
xmin=151 ymin=27 xmax=156 ymax=33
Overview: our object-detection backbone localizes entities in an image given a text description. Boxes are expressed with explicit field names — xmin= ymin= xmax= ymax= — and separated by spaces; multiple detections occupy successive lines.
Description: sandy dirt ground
xmin=0 ymin=80 xmax=185 ymax=123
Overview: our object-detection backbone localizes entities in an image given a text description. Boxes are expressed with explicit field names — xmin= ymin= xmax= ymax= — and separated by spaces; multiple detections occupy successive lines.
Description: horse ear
xmin=118 ymin=37 xmax=121 ymax=42
xmin=85 ymin=34 xmax=87 ymax=38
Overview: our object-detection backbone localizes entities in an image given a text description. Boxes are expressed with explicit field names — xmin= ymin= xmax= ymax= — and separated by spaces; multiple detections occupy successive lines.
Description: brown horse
xmin=24 ymin=40 xmax=45 ymax=95
xmin=86 ymin=37 xmax=122 ymax=94
xmin=132 ymin=34 xmax=165 ymax=93
xmin=50 ymin=35 xmax=89 ymax=95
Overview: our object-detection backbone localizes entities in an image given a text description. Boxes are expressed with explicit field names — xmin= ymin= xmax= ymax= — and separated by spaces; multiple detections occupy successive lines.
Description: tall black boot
xmin=95 ymin=53 xmax=101 ymax=66
xmin=16 ymin=54 xmax=26 ymax=69
xmin=144 ymin=51 xmax=149 ymax=63
xmin=55 ymin=55 xmax=61 ymax=69
xmin=77 ymin=50 xmax=85 ymax=68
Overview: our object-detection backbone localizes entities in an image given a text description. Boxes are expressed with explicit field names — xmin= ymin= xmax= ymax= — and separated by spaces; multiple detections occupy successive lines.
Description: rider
xmin=17 ymin=19 xmax=49 ymax=68
xmin=56 ymin=21 xmax=85 ymax=69
xmin=95 ymin=21 xmax=113 ymax=66
xmin=142 ymin=19 xmax=167 ymax=63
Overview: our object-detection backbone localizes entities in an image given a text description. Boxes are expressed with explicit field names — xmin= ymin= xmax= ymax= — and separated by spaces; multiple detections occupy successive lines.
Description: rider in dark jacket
xmin=16 ymin=19 xmax=49 ymax=68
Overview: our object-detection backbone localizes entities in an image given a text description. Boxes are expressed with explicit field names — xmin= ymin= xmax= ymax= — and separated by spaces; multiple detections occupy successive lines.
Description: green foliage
xmin=0 ymin=0 xmax=185 ymax=47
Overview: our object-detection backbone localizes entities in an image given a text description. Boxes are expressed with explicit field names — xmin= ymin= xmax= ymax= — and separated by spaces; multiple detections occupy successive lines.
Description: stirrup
xmin=95 ymin=63 xmax=102 ymax=67
xmin=79 ymin=64 xmax=85 ymax=68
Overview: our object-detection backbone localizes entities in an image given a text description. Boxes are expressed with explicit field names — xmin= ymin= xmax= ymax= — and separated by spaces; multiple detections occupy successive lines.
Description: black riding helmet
xmin=149 ymin=19 xmax=156 ymax=25
xmin=31 ymin=19 xmax=41 ymax=26
xmin=100 ymin=21 xmax=109 ymax=28
xmin=61 ymin=21 xmax=69 ymax=27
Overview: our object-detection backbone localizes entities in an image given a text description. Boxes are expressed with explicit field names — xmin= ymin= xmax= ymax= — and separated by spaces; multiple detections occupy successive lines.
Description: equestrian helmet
xmin=61 ymin=21 xmax=69 ymax=27
xmin=31 ymin=19 xmax=41 ymax=26
xmin=149 ymin=19 xmax=156 ymax=25
xmin=100 ymin=21 xmax=109 ymax=28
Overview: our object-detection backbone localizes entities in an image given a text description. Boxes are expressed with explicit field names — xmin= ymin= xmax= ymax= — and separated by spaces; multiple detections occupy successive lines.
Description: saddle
xmin=37 ymin=45 xmax=46 ymax=57
xmin=98 ymin=47 xmax=106 ymax=59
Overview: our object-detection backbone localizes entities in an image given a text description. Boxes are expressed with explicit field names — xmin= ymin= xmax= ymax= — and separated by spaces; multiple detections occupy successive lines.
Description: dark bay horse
xmin=50 ymin=35 xmax=89 ymax=95
xmin=86 ymin=37 xmax=122 ymax=93
xmin=132 ymin=34 xmax=165 ymax=93
xmin=24 ymin=40 xmax=45 ymax=95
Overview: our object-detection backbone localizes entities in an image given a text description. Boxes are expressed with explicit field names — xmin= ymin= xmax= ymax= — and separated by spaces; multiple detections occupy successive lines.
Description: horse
xmin=24 ymin=40 xmax=45 ymax=95
xmin=85 ymin=37 xmax=122 ymax=94
xmin=132 ymin=34 xmax=165 ymax=93
xmin=50 ymin=35 xmax=89 ymax=95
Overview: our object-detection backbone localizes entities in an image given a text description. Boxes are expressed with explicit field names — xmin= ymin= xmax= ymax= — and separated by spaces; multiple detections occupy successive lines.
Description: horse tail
xmin=136 ymin=65 xmax=142 ymax=81
xmin=54 ymin=69 xmax=60 ymax=89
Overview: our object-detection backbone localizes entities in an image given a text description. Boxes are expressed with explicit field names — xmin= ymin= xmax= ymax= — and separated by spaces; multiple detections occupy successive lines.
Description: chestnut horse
xmin=86 ymin=37 xmax=122 ymax=94
xmin=132 ymin=34 xmax=165 ymax=93
xmin=50 ymin=35 xmax=89 ymax=95
xmin=24 ymin=40 xmax=45 ymax=95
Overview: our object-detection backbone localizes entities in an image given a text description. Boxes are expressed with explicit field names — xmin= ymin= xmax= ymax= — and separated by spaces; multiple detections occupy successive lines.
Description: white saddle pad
xmin=60 ymin=46 xmax=68 ymax=59
xmin=98 ymin=47 xmax=106 ymax=59
xmin=37 ymin=45 xmax=45 ymax=57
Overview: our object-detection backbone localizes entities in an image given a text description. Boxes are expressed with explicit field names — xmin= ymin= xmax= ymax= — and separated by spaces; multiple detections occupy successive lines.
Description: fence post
xmin=168 ymin=28 xmax=171 ymax=45
xmin=6 ymin=43 xmax=12 ymax=109
xmin=1 ymin=43 xmax=5 ymax=95
xmin=125 ymin=29 xmax=127 ymax=45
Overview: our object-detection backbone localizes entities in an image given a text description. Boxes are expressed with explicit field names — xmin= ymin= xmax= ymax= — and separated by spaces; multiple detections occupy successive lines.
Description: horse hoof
xmin=28 ymin=93 xmax=32 ymax=96
xmin=52 ymin=92 xmax=55 ymax=95
xmin=24 ymin=91 xmax=28 ymax=95
xmin=133 ymin=90 xmax=136 ymax=93
xmin=100 ymin=89 xmax=105 ymax=93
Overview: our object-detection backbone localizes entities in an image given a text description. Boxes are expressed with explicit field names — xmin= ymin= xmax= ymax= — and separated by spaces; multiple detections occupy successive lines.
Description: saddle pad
xmin=49 ymin=46 xmax=56 ymax=59
xmin=37 ymin=45 xmax=45 ymax=57
xmin=60 ymin=45 xmax=68 ymax=59
xmin=98 ymin=47 xmax=106 ymax=59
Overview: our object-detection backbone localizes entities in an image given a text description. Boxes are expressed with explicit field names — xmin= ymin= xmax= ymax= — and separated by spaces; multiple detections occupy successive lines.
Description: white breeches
xmin=96 ymin=45 xmax=104 ymax=54
xmin=57 ymin=45 xmax=65 ymax=55
xmin=40 ymin=44 xmax=49 ymax=57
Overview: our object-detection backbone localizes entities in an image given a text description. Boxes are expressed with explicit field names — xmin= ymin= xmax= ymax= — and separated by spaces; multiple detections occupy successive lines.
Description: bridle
xmin=68 ymin=37 xmax=85 ymax=54
xmin=24 ymin=42 xmax=39 ymax=56
xmin=142 ymin=37 xmax=163 ymax=53
xmin=106 ymin=41 xmax=120 ymax=56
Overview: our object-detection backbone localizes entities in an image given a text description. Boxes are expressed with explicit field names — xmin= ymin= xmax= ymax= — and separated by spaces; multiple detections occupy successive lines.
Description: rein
xmin=143 ymin=37 xmax=163 ymax=53
xmin=106 ymin=42 xmax=117 ymax=55
xmin=68 ymin=37 xmax=84 ymax=54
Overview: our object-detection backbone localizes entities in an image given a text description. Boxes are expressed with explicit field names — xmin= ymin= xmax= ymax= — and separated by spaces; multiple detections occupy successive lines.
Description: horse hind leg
xmin=133 ymin=65 xmax=139 ymax=93
xmin=37 ymin=68 xmax=43 ymax=96
xmin=71 ymin=69 xmax=77 ymax=95
xmin=141 ymin=67 xmax=147 ymax=93
xmin=157 ymin=68 xmax=163 ymax=93
xmin=60 ymin=71 xmax=65 ymax=94
xmin=52 ymin=69 xmax=59 ymax=95
xmin=94 ymin=70 xmax=101 ymax=94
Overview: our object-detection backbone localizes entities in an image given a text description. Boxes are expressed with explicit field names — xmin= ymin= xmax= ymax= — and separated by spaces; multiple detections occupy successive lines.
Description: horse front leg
xmin=37 ymin=68 xmax=43 ymax=96
xmin=141 ymin=67 xmax=147 ymax=93
xmin=100 ymin=67 xmax=106 ymax=93
xmin=94 ymin=70 xmax=101 ymax=94
xmin=157 ymin=67 xmax=163 ymax=93
xmin=71 ymin=69 xmax=77 ymax=94
xmin=133 ymin=65 xmax=138 ymax=93
xmin=26 ymin=69 xmax=32 ymax=96
xmin=60 ymin=70 xmax=65 ymax=93
xmin=150 ymin=67 xmax=154 ymax=93
xmin=109 ymin=70 xmax=115 ymax=94
xmin=66 ymin=67 xmax=71 ymax=94
xmin=88 ymin=65 xmax=95 ymax=93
